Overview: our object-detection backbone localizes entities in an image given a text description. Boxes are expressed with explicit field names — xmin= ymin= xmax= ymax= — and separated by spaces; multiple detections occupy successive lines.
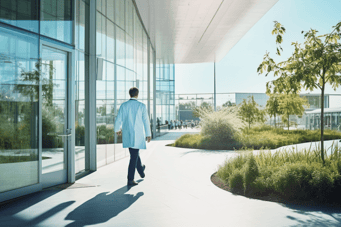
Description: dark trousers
xmin=128 ymin=148 xmax=144 ymax=181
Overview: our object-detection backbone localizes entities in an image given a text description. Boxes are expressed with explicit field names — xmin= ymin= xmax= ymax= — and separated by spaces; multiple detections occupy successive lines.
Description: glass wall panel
xmin=156 ymin=61 xmax=175 ymax=125
xmin=126 ymin=35 xmax=134 ymax=71
xmin=96 ymin=98 xmax=107 ymax=167
xmin=96 ymin=12 xmax=106 ymax=58
xmin=40 ymin=0 xmax=73 ymax=44
xmin=107 ymin=20 xmax=115 ymax=63
xmin=75 ymin=51 xmax=86 ymax=174
xmin=75 ymin=0 xmax=86 ymax=51
xmin=41 ymin=47 xmax=68 ymax=174
xmin=125 ymin=0 xmax=133 ymax=37
xmin=97 ymin=0 xmax=106 ymax=15
xmin=116 ymin=27 xmax=126 ymax=66
xmin=107 ymin=0 xmax=114 ymax=22
xmin=93 ymin=0 xmax=176 ymax=167
xmin=74 ymin=0 xmax=88 ymax=175
xmin=0 ymin=0 xmax=39 ymax=33
xmin=0 ymin=27 xmax=39 ymax=192
xmin=115 ymin=0 xmax=125 ymax=29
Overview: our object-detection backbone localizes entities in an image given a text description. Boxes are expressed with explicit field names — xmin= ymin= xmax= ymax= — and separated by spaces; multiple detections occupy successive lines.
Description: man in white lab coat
xmin=114 ymin=87 xmax=151 ymax=186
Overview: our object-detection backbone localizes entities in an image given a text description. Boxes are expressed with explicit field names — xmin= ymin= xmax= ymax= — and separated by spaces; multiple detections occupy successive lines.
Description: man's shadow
xmin=65 ymin=184 xmax=144 ymax=227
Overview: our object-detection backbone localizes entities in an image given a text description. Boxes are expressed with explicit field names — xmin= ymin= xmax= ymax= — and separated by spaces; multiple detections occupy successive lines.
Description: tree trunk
xmin=321 ymin=84 xmax=325 ymax=164
xmin=287 ymin=113 xmax=290 ymax=130
xmin=274 ymin=114 xmax=276 ymax=128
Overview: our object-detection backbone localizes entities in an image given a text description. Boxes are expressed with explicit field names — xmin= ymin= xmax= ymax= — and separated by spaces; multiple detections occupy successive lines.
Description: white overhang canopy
xmin=136 ymin=0 xmax=278 ymax=64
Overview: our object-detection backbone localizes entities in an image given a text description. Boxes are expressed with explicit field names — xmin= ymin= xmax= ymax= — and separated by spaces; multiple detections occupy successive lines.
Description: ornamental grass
xmin=217 ymin=144 xmax=341 ymax=203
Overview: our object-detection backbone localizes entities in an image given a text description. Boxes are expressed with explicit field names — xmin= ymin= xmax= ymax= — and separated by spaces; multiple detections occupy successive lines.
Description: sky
xmin=175 ymin=0 xmax=341 ymax=95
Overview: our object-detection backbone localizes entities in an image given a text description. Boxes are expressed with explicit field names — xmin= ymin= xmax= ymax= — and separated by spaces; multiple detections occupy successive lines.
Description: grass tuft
xmin=217 ymin=145 xmax=341 ymax=203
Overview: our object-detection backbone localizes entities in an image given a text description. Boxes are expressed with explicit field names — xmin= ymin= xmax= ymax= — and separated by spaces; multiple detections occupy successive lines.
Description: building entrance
xmin=41 ymin=46 xmax=69 ymax=188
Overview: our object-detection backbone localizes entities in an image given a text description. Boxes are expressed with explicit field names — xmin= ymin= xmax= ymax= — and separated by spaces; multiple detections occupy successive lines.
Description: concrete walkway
xmin=1 ymin=129 xmax=341 ymax=227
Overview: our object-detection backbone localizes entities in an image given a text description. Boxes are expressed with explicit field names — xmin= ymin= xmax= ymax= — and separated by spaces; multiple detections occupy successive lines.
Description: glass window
xmin=107 ymin=20 xmax=115 ymax=63
xmin=115 ymin=0 xmax=124 ymax=29
xmin=0 ymin=0 xmax=39 ymax=33
xmin=97 ymin=0 xmax=106 ymax=15
xmin=40 ymin=0 xmax=73 ymax=44
xmin=126 ymin=35 xmax=134 ymax=71
xmin=116 ymin=26 xmax=126 ymax=66
xmin=41 ymin=47 xmax=68 ymax=174
xmin=75 ymin=0 xmax=86 ymax=51
xmin=0 ymin=26 xmax=39 ymax=193
xmin=75 ymin=51 xmax=86 ymax=174
xmin=96 ymin=12 xmax=106 ymax=58
xmin=125 ymin=0 xmax=133 ymax=37
xmin=107 ymin=0 xmax=114 ymax=22
xmin=96 ymin=100 xmax=107 ymax=167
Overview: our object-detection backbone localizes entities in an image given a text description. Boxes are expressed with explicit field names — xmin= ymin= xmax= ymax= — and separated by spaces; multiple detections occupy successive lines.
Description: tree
xmin=258 ymin=21 xmax=341 ymax=163
xmin=278 ymin=94 xmax=308 ymax=130
xmin=222 ymin=101 xmax=235 ymax=107
xmin=238 ymin=96 xmax=266 ymax=129
xmin=265 ymin=94 xmax=281 ymax=128
xmin=97 ymin=106 xmax=106 ymax=116
xmin=14 ymin=61 xmax=57 ymax=106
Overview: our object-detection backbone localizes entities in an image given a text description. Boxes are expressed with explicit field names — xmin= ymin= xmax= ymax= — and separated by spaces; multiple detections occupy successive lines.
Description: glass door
xmin=41 ymin=46 xmax=69 ymax=188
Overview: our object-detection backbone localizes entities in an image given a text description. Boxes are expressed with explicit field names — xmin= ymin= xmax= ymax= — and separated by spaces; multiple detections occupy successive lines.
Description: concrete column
xmin=85 ymin=0 xmax=97 ymax=171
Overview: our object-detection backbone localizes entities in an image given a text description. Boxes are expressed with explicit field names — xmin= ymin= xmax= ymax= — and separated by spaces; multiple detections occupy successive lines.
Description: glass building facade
xmin=175 ymin=93 xmax=267 ymax=121
xmin=0 ymin=0 xmax=175 ymax=202
xmin=156 ymin=61 xmax=175 ymax=124
xmin=305 ymin=108 xmax=341 ymax=131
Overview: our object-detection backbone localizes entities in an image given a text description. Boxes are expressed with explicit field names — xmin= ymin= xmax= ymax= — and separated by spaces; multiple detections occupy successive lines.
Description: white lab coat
xmin=114 ymin=98 xmax=151 ymax=149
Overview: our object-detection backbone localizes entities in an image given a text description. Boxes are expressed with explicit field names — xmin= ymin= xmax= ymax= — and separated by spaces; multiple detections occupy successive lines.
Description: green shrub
xmin=243 ymin=155 xmax=259 ymax=194
xmin=217 ymin=144 xmax=341 ymax=203
xmin=228 ymin=169 xmax=244 ymax=192
xmin=200 ymin=107 xmax=244 ymax=149
xmin=173 ymin=134 xmax=203 ymax=148
xmin=174 ymin=127 xmax=341 ymax=151
xmin=251 ymin=176 xmax=272 ymax=196
xmin=310 ymin=168 xmax=333 ymax=202
xmin=272 ymin=163 xmax=315 ymax=200
xmin=217 ymin=154 xmax=248 ymax=182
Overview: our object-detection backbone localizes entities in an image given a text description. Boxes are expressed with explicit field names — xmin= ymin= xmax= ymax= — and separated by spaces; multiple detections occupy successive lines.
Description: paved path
xmin=1 ymin=129 xmax=341 ymax=226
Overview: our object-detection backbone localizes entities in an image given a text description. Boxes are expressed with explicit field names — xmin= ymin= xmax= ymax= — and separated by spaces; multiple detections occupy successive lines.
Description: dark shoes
xmin=139 ymin=165 xmax=146 ymax=178
xmin=127 ymin=180 xmax=138 ymax=186
xmin=128 ymin=165 xmax=146 ymax=186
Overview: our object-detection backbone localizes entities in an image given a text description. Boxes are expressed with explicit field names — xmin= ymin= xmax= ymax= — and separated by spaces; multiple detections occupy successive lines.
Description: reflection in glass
xmin=96 ymin=12 xmax=106 ymax=58
xmin=41 ymin=47 xmax=67 ymax=174
xmin=0 ymin=0 xmax=39 ymax=32
xmin=75 ymin=51 xmax=86 ymax=174
xmin=0 ymin=27 xmax=39 ymax=193
xmin=93 ymin=0 xmax=176 ymax=167
xmin=115 ymin=0 xmax=125 ymax=29
xmin=40 ymin=0 xmax=73 ymax=44
xmin=75 ymin=0 xmax=86 ymax=51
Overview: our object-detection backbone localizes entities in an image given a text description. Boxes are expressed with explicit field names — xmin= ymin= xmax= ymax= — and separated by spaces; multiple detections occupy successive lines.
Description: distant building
xmin=176 ymin=93 xmax=341 ymax=128
xmin=305 ymin=108 xmax=341 ymax=131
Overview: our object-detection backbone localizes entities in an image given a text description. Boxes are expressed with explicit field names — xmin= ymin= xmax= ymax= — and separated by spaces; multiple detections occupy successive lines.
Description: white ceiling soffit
xmin=135 ymin=0 xmax=279 ymax=64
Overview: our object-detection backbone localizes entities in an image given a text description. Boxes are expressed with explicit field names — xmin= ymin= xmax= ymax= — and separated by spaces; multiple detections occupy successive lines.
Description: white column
xmin=85 ymin=0 xmax=97 ymax=171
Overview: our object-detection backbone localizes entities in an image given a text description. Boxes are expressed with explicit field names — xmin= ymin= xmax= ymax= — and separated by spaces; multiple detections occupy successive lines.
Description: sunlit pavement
xmin=1 ymin=128 xmax=341 ymax=227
